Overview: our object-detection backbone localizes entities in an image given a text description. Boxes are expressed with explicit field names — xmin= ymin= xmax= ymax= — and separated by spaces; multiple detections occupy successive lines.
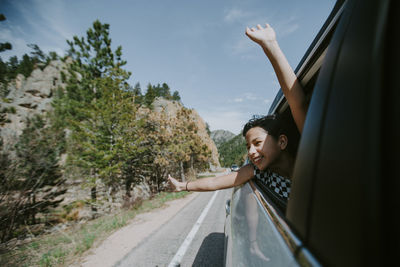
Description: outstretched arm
xmin=168 ymin=164 xmax=254 ymax=192
xmin=246 ymin=23 xmax=307 ymax=133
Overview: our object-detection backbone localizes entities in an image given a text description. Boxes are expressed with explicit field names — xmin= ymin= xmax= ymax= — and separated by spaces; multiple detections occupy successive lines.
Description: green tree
xmin=171 ymin=90 xmax=181 ymax=101
xmin=16 ymin=54 xmax=34 ymax=77
xmin=57 ymin=20 xmax=138 ymax=210
xmin=0 ymin=116 xmax=66 ymax=242
xmin=132 ymin=82 xmax=143 ymax=105
xmin=27 ymin=44 xmax=47 ymax=64
xmin=205 ymin=122 xmax=211 ymax=136
xmin=144 ymin=83 xmax=156 ymax=107
xmin=132 ymin=82 xmax=142 ymax=95
xmin=218 ymin=134 xmax=247 ymax=167
xmin=6 ymin=55 xmax=18 ymax=79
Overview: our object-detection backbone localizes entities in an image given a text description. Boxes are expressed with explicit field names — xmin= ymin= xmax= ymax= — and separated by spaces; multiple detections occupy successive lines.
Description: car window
xmin=229 ymin=182 xmax=298 ymax=266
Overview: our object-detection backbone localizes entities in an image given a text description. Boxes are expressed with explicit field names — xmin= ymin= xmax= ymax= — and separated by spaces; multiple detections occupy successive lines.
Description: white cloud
xmin=244 ymin=93 xmax=257 ymax=101
xmin=224 ymin=8 xmax=250 ymax=23
xmin=275 ymin=16 xmax=300 ymax=38
xmin=229 ymin=93 xmax=258 ymax=103
xmin=279 ymin=23 xmax=299 ymax=37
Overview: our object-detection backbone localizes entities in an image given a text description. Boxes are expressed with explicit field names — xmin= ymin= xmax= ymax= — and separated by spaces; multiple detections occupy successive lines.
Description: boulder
xmin=0 ymin=60 xmax=69 ymax=147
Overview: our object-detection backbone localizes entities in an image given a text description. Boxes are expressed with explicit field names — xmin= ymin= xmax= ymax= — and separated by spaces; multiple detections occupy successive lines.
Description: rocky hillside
xmin=0 ymin=60 xmax=68 ymax=149
xmin=0 ymin=20 xmax=225 ymax=245
xmin=0 ymin=60 xmax=220 ymax=170
xmin=152 ymin=98 xmax=220 ymax=170
xmin=210 ymin=129 xmax=235 ymax=148
xmin=0 ymin=60 xmax=221 ymax=221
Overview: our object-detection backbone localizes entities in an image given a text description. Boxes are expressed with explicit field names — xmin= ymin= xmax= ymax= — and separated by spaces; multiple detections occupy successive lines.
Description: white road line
xmin=168 ymin=190 xmax=219 ymax=267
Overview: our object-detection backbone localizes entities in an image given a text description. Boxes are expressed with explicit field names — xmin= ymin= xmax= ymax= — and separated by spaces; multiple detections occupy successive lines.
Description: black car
xmin=224 ymin=0 xmax=399 ymax=266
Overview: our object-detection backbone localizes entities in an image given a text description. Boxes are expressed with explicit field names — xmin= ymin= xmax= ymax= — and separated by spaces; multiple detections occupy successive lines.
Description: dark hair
xmin=242 ymin=113 xmax=300 ymax=157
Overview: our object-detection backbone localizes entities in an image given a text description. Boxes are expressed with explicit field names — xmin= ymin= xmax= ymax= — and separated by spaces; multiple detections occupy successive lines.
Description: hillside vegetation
xmin=211 ymin=130 xmax=247 ymax=168
xmin=0 ymin=19 xmax=219 ymax=244
xmin=210 ymin=130 xmax=235 ymax=147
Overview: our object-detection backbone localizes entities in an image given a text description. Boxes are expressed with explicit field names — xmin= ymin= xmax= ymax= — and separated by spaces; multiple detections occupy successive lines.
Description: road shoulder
xmin=75 ymin=191 xmax=200 ymax=267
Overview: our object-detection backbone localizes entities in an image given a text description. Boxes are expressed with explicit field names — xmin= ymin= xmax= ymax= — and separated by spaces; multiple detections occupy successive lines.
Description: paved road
xmin=115 ymin=188 xmax=233 ymax=267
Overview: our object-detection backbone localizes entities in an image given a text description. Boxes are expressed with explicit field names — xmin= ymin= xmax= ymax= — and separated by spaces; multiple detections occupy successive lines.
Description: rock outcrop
xmin=0 ymin=63 xmax=221 ymax=219
xmin=0 ymin=60 xmax=68 ymax=148
xmin=152 ymin=97 xmax=221 ymax=170
xmin=210 ymin=129 xmax=236 ymax=148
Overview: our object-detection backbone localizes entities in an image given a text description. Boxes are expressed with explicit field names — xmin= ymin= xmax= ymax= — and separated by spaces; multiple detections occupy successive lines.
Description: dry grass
xmin=0 ymin=191 xmax=189 ymax=267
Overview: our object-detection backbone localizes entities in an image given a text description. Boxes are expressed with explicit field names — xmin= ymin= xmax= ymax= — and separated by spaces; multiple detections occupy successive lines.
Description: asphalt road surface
xmin=115 ymin=188 xmax=233 ymax=267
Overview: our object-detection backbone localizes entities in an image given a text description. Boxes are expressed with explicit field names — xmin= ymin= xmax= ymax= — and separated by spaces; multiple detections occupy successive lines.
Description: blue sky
xmin=0 ymin=0 xmax=335 ymax=134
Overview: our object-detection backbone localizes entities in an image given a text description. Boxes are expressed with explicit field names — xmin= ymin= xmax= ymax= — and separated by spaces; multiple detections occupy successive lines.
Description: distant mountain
xmin=210 ymin=130 xmax=235 ymax=148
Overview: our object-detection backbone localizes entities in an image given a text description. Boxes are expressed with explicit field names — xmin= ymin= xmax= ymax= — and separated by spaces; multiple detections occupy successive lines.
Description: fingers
xmin=168 ymin=174 xmax=178 ymax=191
xmin=246 ymin=26 xmax=256 ymax=32
xmin=246 ymin=23 xmax=271 ymax=31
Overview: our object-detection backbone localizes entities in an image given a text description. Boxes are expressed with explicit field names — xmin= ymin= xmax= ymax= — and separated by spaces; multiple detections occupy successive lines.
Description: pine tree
xmin=160 ymin=83 xmax=171 ymax=98
xmin=172 ymin=90 xmax=181 ymax=101
xmin=132 ymin=82 xmax=143 ymax=104
xmin=132 ymin=82 xmax=142 ymax=95
xmin=57 ymin=20 xmax=139 ymax=210
xmin=144 ymin=83 xmax=156 ymax=107
xmin=0 ymin=116 xmax=66 ymax=242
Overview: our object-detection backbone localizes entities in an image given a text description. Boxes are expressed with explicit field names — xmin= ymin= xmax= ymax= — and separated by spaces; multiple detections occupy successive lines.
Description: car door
xmin=288 ymin=0 xmax=399 ymax=265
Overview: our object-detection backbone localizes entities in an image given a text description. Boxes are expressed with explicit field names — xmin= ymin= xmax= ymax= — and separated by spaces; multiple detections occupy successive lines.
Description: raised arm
xmin=245 ymin=23 xmax=307 ymax=133
xmin=168 ymin=164 xmax=254 ymax=192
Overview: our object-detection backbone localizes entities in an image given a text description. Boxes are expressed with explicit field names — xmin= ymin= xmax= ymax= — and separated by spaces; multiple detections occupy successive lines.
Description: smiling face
xmin=245 ymin=126 xmax=284 ymax=171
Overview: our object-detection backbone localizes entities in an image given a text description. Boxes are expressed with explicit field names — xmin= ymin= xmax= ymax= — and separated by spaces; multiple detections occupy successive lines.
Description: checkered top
xmin=253 ymin=166 xmax=291 ymax=200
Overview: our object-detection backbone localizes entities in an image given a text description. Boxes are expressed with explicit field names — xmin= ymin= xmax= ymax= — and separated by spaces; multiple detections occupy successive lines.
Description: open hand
xmin=245 ymin=23 xmax=277 ymax=47
xmin=168 ymin=175 xmax=184 ymax=191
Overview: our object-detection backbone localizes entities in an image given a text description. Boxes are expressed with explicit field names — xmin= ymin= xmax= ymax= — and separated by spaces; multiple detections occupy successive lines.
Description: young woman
xmin=168 ymin=113 xmax=299 ymax=201
xmin=168 ymin=23 xmax=305 ymax=195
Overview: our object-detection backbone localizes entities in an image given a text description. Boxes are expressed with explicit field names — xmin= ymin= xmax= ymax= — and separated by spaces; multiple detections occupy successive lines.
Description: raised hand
xmin=245 ymin=23 xmax=277 ymax=47
xmin=245 ymin=22 xmax=306 ymax=133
